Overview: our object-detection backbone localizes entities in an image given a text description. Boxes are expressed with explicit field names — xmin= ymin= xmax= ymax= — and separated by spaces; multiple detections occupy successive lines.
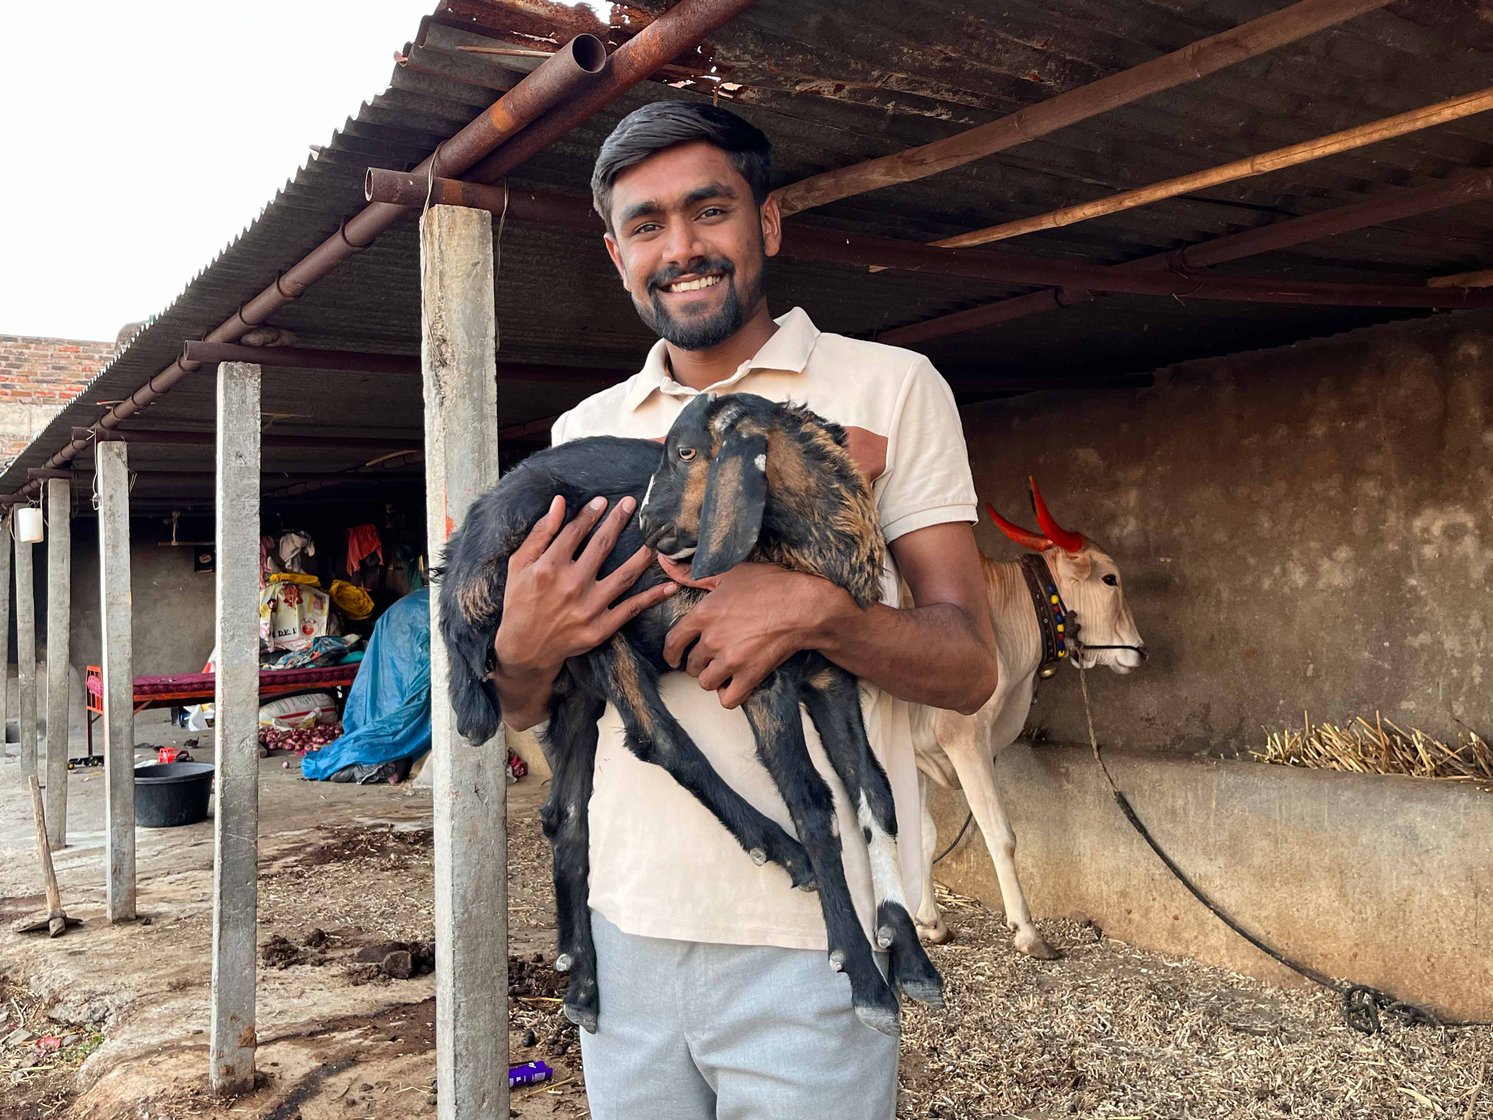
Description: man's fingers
xmin=717 ymin=664 xmax=768 ymax=710
xmin=685 ymin=644 xmax=714 ymax=680
xmin=580 ymin=496 xmax=636 ymax=577
xmin=663 ymin=614 xmax=704 ymax=668
xmin=510 ymin=495 xmax=566 ymax=565
xmin=698 ymin=658 xmax=732 ymax=693
xmin=598 ymin=543 xmax=659 ymax=600
xmin=550 ymin=495 xmax=609 ymax=559
xmin=600 ymin=580 xmax=678 ymax=634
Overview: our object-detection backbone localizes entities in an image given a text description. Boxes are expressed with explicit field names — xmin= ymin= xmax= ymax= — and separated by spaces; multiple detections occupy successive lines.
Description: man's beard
xmin=634 ymin=254 xmax=766 ymax=351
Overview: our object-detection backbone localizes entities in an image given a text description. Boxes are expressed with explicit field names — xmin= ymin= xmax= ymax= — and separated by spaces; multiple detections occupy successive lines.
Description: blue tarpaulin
xmin=302 ymin=589 xmax=432 ymax=781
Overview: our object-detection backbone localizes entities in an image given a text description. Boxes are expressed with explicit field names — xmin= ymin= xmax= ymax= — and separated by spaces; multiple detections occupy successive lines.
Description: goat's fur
xmin=438 ymin=393 xmax=942 ymax=1035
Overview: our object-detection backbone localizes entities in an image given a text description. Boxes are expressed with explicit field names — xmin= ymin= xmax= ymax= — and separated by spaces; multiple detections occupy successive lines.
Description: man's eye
xmin=633 ymin=222 xmax=661 ymax=235
xmin=699 ymin=207 xmax=725 ymax=219
xmin=678 ymin=447 xmax=697 ymax=462
xmin=1102 ymin=574 xmax=1118 ymax=587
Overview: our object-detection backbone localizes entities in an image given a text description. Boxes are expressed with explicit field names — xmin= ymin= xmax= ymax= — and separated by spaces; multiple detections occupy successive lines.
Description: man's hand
xmin=492 ymin=494 xmax=678 ymax=730
xmin=661 ymin=561 xmax=852 ymax=710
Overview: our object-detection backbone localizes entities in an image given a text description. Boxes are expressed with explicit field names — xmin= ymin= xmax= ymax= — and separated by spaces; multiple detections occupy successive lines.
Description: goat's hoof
xmin=897 ymin=974 xmax=945 ymax=1009
xmin=828 ymin=949 xmax=846 ymax=973
xmin=748 ymin=847 xmax=767 ymax=866
xmin=554 ymin=953 xmax=573 ymax=973
xmin=853 ymin=1000 xmax=901 ymax=1038
xmin=562 ymin=1000 xmax=599 ymax=1034
xmin=795 ymin=879 xmax=817 ymax=893
xmin=876 ymin=925 xmax=895 ymax=950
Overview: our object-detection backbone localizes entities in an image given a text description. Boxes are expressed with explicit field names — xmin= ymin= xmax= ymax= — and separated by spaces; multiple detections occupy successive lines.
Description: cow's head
xmin=988 ymin=478 xmax=1146 ymax=674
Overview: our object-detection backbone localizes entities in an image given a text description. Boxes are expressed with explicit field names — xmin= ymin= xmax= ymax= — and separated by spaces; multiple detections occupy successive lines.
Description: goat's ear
xmin=691 ymin=428 xmax=769 ymax=580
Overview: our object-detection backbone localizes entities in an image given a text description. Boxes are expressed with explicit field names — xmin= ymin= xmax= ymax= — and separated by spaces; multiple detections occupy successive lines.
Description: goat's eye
xmin=678 ymin=447 xmax=697 ymax=462
xmin=1102 ymin=574 xmax=1119 ymax=587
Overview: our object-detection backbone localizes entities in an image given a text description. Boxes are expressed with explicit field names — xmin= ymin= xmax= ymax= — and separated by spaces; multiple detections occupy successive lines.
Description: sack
xmin=259 ymin=581 xmax=331 ymax=652
xmin=258 ymin=692 xmax=338 ymax=730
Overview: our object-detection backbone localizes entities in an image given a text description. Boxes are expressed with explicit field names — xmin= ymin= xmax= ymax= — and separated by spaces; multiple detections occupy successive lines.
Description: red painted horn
xmin=1028 ymin=477 xmax=1085 ymax=553
xmin=986 ymin=502 xmax=1052 ymax=552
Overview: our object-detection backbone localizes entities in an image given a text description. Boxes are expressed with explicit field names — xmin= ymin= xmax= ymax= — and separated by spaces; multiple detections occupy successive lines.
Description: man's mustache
xmin=647 ymin=258 xmax=736 ymax=293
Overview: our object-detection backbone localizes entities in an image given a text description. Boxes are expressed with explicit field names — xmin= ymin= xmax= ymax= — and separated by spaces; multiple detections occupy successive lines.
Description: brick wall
xmin=0 ymin=335 xmax=117 ymax=461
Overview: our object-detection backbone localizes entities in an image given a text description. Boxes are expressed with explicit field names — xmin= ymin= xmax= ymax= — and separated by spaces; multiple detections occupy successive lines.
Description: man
xmin=491 ymin=102 xmax=997 ymax=1120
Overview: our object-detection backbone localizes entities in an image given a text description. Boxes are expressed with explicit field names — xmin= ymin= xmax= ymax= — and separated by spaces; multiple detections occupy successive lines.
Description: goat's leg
xmin=537 ymin=690 xmax=606 ymax=1032
xmin=576 ymin=636 xmax=814 ymax=890
xmin=799 ymin=664 xmax=944 ymax=1008
xmin=742 ymin=670 xmax=901 ymax=1036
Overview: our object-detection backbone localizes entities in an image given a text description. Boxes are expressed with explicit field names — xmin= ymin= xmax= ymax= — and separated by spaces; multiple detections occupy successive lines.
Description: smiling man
xmin=490 ymin=102 xmax=998 ymax=1120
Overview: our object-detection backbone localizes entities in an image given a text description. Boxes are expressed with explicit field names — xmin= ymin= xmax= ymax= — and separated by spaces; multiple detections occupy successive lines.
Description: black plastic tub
xmin=134 ymin=762 xmax=215 ymax=828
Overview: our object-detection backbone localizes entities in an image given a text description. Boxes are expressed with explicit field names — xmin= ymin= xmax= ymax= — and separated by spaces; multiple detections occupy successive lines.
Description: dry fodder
xmin=1256 ymin=712 xmax=1493 ymax=783
xmin=899 ymin=885 xmax=1490 ymax=1120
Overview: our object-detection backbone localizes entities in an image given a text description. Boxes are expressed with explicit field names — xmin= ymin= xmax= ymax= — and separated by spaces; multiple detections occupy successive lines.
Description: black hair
xmin=591 ymin=101 xmax=772 ymax=228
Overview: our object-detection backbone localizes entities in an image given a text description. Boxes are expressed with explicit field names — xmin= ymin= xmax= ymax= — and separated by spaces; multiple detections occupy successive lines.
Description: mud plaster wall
xmin=961 ymin=311 xmax=1493 ymax=754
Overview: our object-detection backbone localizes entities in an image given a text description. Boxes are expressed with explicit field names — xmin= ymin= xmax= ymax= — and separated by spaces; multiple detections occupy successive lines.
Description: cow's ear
xmin=691 ymin=425 xmax=768 ymax=580
xmin=1055 ymin=548 xmax=1092 ymax=582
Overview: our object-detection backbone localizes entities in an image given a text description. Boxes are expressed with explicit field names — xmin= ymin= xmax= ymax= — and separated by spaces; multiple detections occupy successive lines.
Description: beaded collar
xmin=1018 ymin=553 xmax=1077 ymax=679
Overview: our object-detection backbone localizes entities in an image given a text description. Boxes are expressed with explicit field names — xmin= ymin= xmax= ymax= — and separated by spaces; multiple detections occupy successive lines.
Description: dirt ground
xmin=3 ymin=717 xmax=1488 ymax=1119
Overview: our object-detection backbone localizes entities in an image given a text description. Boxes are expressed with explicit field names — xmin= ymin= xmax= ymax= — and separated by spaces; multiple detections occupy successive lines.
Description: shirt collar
xmin=623 ymin=306 xmax=821 ymax=411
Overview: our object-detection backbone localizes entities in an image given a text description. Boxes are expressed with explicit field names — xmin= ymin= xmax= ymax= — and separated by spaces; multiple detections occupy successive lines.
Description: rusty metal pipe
xmin=467 ymin=0 xmax=761 ymax=184
xmin=6 ymin=34 xmax=608 ymax=504
xmin=365 ymin=170 xmax=602 ymax=229
xmin=71 ymin=427 xmax=420 ymax=453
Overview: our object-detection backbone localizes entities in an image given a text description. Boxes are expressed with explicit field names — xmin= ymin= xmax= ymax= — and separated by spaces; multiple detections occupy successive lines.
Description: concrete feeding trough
xmin=133 ymin=762 xmax=214 ymax=828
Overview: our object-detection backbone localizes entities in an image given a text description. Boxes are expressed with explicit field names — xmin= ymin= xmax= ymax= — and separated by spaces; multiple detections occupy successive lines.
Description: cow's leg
xmin=799 ymin=663 xmax=942 ymax=1008
xmin=742 ymin=669 xmax=901 ymax=1036
xmin=942 ymin=732 xmax=1056 ymax=960
xmin=575 ymin=637 xmax=814 ymax=890
xmin=914 ymin=775 xmax=951 ymax=944
xmin=537 ymin=690 xmax=605 ymax=1032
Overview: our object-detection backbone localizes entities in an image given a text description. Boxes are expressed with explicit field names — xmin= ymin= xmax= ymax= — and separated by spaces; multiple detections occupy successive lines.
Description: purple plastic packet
xmin=509 ymin=1060 xmax=554 ymax=1088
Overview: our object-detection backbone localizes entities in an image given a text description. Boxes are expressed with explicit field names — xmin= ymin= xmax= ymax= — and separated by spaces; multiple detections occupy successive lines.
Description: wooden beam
xmin=774 ymin=0 xmax=1395 ymax=216
xmin=420 ymin=204 xmax=508 ymax=1120
xmin=934 ymin=86 xmax=1493 ymax=248
xmin=97 ymin=440 xmax=137 ymax=923
xmin=43 ymin=478 xmax=71 ymax=850
xmin=884 ymin=166 xmax=1493 ymax=344
xmin=1428 ymin=267 xmax=1493 ymax=288
xmin=0 ymin=518 xmax=9 ymax=763
xmin=209 ymin=361 xmax=261 ymax=1097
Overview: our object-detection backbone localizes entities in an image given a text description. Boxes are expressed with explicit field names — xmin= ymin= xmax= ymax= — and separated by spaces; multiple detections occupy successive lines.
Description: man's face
xmin=603 ymin=140 xmax=781 ymax=351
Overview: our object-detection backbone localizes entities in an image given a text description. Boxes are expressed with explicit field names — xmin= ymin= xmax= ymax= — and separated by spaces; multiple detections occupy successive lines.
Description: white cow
xmin=910 ymin=479 xmax=1145 ymax=958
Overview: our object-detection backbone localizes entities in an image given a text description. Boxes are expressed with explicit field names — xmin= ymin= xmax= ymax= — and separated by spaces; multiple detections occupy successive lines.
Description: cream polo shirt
xmin=551 ymin=306 xmax=977 ymax=950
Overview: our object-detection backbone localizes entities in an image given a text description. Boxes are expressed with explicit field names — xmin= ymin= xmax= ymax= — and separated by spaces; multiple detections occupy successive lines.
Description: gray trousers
xmin=579 ymin=911 xmax=899 ymax=1120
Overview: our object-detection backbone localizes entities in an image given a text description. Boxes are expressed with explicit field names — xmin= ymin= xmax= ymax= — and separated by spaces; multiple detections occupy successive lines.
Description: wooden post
xmin=421 ymin=203 xmax=506 ymax=1120
xmin=44 ymin=478 xmax=71 ymax=849
xmin=98 ymin=441 xmax=137 ymax=922
xmin=209 ymin=361 xmax=261 ymax=1096
xmin=0 ymin=513 xmax=10 ymax=760
xmin=15 ymin=520 xmax=38 ymax=782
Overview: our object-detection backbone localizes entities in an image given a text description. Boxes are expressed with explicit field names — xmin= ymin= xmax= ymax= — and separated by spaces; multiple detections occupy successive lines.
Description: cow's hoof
xmin=1015 ymin=927 xmax=1059 ymax=960
xmin=916 ymin=918 xmax=952 ymax=945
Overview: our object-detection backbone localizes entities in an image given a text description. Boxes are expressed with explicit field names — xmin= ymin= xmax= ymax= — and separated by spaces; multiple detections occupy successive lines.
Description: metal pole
xmin=43 ymin=477 xmax=71 ymax=849
xmin=421 ymin=204 xmax=506 ymax=1120
xmin=209 ymin=361 xmax=261 ymax=1096
xmin=14 ymin=524 xmax=36 ymax=781
xmin=98 ymin=440 xmax=137 ymax=922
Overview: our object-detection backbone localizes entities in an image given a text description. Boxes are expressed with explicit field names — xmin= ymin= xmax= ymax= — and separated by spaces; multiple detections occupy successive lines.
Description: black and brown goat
xmin=438 ymin=392 xmax=942 ymax=1036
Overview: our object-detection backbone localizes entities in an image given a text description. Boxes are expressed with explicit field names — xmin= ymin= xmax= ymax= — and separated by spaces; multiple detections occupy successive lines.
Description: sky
xmin=0 ymin=1 xmax=462 ymax=342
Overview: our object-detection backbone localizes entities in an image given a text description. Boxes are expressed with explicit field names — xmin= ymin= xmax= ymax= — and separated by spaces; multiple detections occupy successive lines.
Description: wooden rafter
xmin=881 ymin=166 xmax=1493 ymax=345
xmin=932 ymin=87 xmax=1493 ymax=249
xmin=773 ymin=0 xmax=1395 ymax=217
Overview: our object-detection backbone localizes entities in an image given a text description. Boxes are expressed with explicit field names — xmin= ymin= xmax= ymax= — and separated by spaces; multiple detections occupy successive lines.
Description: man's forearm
xmin=811 ymin=595 xmax=997 ymax=715
xmin=492 ymin=658 xmax=562 ymax=732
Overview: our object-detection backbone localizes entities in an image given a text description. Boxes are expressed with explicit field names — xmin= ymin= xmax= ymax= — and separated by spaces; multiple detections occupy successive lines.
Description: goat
xmin=438 ymin=392 xmax=943 ymax=1036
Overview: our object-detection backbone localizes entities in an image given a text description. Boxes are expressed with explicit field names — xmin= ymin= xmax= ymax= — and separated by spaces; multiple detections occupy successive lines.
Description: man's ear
xmin=760 ymin=193 xmax=782 ymax=259
xmin=603 ymin=232 xmax=632 ymax=293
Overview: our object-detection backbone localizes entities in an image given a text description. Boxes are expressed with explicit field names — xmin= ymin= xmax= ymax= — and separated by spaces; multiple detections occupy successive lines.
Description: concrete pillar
xmin=0 ymin=513 xmax=10 ymax=758
xmin=44 ymin=477 xmax=71 ymax=849
xmin=15 ymin=519 xmax=37 ymax=782
xmin=420 ymin=204 xmax=507 ymax=1120
xmin=209 ymin=361 xmax=260 ymax=1096
xmin=98 ymin=441 xmax=137 ymax=922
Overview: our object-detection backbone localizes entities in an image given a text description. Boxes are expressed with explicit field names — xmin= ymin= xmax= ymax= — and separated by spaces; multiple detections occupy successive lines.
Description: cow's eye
xmin=678 ymin=447 xmax=697 ymax=462
xmin=1102 ymin=574 xmax=1119 ymax=587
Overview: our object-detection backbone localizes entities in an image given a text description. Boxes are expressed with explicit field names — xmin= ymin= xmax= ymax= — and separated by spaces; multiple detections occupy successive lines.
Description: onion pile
xmin=259 ymin=722 xmax=343 ymax=754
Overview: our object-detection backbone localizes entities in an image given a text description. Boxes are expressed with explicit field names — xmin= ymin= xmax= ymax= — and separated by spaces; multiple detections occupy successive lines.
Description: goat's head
xmin=637 ymin=393 xmax=772 ymax=580
xmin=988 ymin=478 xmax=1147 ymax=674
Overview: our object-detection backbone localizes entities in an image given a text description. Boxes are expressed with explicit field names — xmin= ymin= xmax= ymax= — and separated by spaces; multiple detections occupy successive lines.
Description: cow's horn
xmin=1029 ymin=477 xmax=1085 ymax=553
xmin=986 ymin=502 xmax=1051 ymax=552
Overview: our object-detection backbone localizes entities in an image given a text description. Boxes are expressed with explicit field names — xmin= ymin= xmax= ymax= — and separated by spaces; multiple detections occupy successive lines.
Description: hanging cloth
xmin=346 ymin=523 xmax=384 ymax=580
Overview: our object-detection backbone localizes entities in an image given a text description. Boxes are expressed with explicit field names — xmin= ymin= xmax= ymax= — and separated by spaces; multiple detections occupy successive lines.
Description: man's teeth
xmin=665 ymin=275 xmax=722 ymax=293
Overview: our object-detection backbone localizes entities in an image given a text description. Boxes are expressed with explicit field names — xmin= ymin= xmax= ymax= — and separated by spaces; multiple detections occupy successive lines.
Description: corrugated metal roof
xmin=8 ymin=0 xmax=1493 ymax=505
